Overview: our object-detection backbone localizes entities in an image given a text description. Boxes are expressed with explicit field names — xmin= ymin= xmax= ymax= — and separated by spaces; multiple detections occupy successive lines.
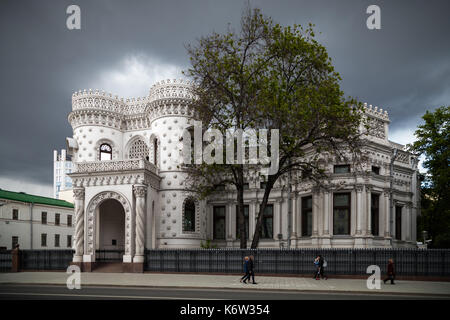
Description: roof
xmin=0 ymin=188 xmax=74 ymax=209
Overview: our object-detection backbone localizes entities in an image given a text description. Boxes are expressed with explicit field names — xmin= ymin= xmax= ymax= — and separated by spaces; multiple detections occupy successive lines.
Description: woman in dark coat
xmin=383 ymin=259 xmax=395 ymax=284
xmin=240 ymin=256 xmax=250 ymax=283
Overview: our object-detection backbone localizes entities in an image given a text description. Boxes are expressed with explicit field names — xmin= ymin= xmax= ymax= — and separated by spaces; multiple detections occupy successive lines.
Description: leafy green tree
xmin=249 ymin=22 xmax=363 ymax=248
xmin=183 ymin=6 xmax=364 ymax=248
xmin=183 ymin=7 xmax=272 ymax=248
xmin=409 ymin=106 xmax=450 ymax=248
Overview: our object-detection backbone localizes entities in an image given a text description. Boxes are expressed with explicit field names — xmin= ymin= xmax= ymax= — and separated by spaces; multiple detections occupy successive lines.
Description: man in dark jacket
xmin=318 ymin=255 xmax=328 ymax=280
xmin=247 ymin=255 xmax=257 ymax=284
xmin=383 ymin=259 xmax=395 ymax=284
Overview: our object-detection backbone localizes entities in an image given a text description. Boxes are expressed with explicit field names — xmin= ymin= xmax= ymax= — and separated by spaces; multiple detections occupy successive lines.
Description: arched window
xmin=99 ymin=143 xmax=112 ymax=161
xmin=183 ymin=198 xmax=196 ymax=232
xmin=129 ymin=139 xmax=149 ymax=160
xmin=153 ymin=138 xmax=158 ymax=165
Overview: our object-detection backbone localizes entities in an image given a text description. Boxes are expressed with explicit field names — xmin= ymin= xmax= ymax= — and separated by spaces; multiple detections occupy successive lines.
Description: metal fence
xmin=20 ymin=250 xmax=74 ymax=271
xmin=96 ymin=250 xmax=125 ymax=262
xmin=1 ymin=248 xmax=449 ymax=276
xmin=144 ymin=248 xmax=450 ymax=276
xmin=0 ymin=250 xmax=11 ymax=272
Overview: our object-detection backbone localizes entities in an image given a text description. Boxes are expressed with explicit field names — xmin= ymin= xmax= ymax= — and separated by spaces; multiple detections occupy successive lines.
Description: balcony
xmin=74 ymin=159 xmax=157 ymax=175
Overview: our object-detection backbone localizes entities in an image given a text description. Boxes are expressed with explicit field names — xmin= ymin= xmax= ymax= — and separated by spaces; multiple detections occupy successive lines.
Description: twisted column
xmin=73 ymin=188 xmax=85 ymax=262
xmin=133 ymin=185 xmax=147 ymax=262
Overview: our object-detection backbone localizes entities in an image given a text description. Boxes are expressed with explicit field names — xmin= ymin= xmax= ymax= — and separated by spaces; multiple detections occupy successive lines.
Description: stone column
xmin=311 ymin=188 xmax=320 ymax=247
xmin=133 ymin=184 xmax=147 ymax=269
xmin=323 ymin=190 xmax=331 ymax=236
xmin=273 ymin=199 xmax=282 ymax=242
xmin=227 ymin=201 xmax=235 ymax=247
xmin=354 ymin=185 xmax=365 ymax=248
xmin=321 ymin=189 xmax=331 ymax=248
xmin=290 ymin=192 xmax=299 ymax=247
xmin=383 ymin=188 xmax=391 ymax=240
xmin=366 ymin=186 xmax=372 ymax=235
xmin=405 ymin=202 xmax=412 ymax=242
xmin=355 ymin=185 xmax=364 ymax=235
xmin=73 ymin=187 xmax=85 ymax=263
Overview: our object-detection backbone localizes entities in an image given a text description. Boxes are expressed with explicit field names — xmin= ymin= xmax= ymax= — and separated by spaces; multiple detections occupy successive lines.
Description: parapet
xmin=148 ymin=79 xmax=194 ymax=102
xmin=363 ymin=102 xmax=389 ymax=121
xmin=72 ymin=89 xmax=127 ymax=113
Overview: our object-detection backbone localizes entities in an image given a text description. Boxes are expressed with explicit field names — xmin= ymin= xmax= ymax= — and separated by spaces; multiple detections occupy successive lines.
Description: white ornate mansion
xmin=66 ymin=79 xmax=420 ymax=271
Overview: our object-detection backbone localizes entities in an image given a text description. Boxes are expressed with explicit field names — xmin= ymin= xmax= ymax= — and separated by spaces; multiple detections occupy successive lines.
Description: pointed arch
xmin=149 ymin=133 xmax=161 ymax=168
xmin=125 ymin=135 xmax=150 ymax=160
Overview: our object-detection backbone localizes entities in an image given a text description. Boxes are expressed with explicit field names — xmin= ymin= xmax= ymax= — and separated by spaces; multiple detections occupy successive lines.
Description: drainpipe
xmin=30 ymin=202 xmax=34 ymax=249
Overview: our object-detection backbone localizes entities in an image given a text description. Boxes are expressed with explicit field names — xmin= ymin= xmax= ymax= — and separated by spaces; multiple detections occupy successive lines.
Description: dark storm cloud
xmin=0 ymin=0 xmax=449 ymax=192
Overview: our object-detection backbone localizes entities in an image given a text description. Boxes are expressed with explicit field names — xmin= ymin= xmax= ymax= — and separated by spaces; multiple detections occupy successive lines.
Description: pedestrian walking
xmin=318 ymin=255 xmax=328 ymax=280
xmin=383 ymin=259 xmax=396 ymax=285
xmin=247 ymin=255 xmax=257 ymax=284
xmin=240 ymin=256 xmax=250 ymax=284
xmin=313 ymin=256 xmax=320 ymax=279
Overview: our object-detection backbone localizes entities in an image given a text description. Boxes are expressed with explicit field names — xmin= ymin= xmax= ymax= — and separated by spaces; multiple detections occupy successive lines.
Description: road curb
xmin=1 ymin=282 xmax=449 ymax=298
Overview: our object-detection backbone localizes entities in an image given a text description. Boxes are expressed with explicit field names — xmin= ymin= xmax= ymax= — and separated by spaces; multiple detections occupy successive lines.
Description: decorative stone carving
xmin=73 ymin=187 xmax=85 ymax=260
xmin=86 ymin=191 xmax=132 ymax=255
xmin=133 ymin=185 xmax=147 ymax=257
xmin=366 ymin=116 xmax=386 ymax=139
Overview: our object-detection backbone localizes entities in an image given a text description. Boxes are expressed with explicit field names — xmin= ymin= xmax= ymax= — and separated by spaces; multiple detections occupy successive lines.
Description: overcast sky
xmin=0 ymin=0 xmax=449 ymax=197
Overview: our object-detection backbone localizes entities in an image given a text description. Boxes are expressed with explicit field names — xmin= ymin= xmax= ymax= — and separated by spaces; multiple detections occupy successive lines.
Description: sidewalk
xmin=1 ymin=272 xmax=450 ymax=297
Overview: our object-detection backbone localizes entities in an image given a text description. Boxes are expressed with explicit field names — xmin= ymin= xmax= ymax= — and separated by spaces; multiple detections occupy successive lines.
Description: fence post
xmin=11 ymin=246 xmax=20 ymax=272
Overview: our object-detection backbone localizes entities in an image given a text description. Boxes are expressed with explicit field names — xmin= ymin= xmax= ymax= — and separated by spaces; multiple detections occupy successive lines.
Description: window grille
xmin=129 ymin=139 xmax=149 ymax=160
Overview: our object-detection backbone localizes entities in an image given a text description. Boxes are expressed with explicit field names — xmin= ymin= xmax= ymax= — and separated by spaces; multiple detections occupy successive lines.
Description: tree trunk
xmin=251 ymin=176 xmax=275 ymax=248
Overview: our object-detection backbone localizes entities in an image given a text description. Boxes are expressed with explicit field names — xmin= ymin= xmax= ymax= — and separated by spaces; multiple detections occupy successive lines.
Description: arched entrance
xmin=95 ymin=199 xmax=125 ymax=264
xmin=85 ymin=191 xmax=132 ymax=270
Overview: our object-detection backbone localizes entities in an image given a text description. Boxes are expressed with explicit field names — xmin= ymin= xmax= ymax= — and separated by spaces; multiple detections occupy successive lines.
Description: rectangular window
xmin=41 ymin=234 xmax=47 ymax=247
xmin=243 ymin=183 xmax=249 ymax=190
xmin=372 ymin=166 xmax=380 ymax=175
xmin=236 ymin=205 xmax=249 ymax=239
xmin=55 ymin=213 xmax=60 ymax=226
xmin=67 ymin=235 xmax=72 ymax=248
xmin=260 ymin=182 xmax=267 ymax=189
xmin=12 ymin=236 xmax=18 ymax=249
xmin=301 ymin=196 xmax=313 ymax=237
xmin=333 ymin=193 xmax=351 ymax=235
xmin=41 ymin=212 xmax=47 ymax=224
xmin=67 ymin=215 xmax=72 ymax=227
xmin=371 ymin=194 xmax=380 ymax=236
xmin=55 ymin=234 xmax=60 ymax=247
xmin=395 ymin=206 xmax=402 ymax=240
xmin=215 ymin=184 xmax=225 ymax=191
xmin=12 ymin=209 xmax=19 ymax=220
xmin=213 ymin=206 xmax=226 ymax=240
xmin=334 ymin=165 xmax=350 ymax=174
xmin=260 ymin=204 xmax=273 ymax=239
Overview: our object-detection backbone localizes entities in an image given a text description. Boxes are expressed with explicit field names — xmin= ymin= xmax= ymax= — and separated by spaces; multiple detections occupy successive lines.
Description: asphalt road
xmin=0 ymin=284 xmax=447 ymax=300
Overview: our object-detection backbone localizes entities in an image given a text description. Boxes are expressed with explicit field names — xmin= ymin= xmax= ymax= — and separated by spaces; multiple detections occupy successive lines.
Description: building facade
xmin=0 ymin=189 xmax=74 ymax=250
xmin=53 ymin=149 xmax=74 ymax=199
xmin=66 ymin=79 xmax=420 ymax=270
